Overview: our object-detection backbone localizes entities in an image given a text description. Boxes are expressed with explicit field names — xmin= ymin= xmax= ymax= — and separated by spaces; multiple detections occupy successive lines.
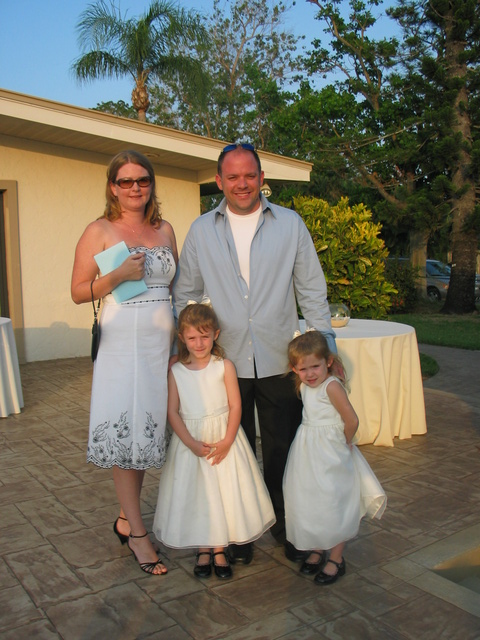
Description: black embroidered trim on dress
xmin=122 ymin=284 xmax=170 ymax=304
xmin=122 ymin=298 xmax=169 ymax=305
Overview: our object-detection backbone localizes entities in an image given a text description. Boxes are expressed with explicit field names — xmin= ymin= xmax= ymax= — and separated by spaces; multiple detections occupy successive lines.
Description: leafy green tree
xmin=390 ymin=0 xmax=480 ymax=313
xmin=148 ymin=0 xmax=299 ymax=144
xmin=296 ymin=0 xmax=446 ymax=268
xmin=72 ymin=0 xmax=207 ymax=122
xmin=269 ymin=82 xmax=372 ymax=203
xmin=275 ymin=0 xmax=478 ymax=312
xmin=94 ymin=100 xmax=137 ymax=118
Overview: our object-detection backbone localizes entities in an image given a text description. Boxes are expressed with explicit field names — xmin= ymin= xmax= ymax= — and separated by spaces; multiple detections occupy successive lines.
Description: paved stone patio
xmin=0 ymin=345 xmax=479 ymax=639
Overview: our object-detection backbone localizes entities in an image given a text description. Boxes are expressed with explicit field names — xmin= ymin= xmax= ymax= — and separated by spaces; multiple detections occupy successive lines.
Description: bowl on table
xmin=329 ymin=303 xmax=350 ymax=328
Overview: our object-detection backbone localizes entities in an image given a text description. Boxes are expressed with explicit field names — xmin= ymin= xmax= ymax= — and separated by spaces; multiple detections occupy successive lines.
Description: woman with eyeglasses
xmin=71 ymin=150 xmax=178 ymax=575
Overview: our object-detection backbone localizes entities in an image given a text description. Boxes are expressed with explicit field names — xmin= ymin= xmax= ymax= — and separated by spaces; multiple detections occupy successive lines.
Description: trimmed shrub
xmin=384 ymin=258 xmax=418 ymax=313
xmin=292 ymin=196 xmax=397 ymax=319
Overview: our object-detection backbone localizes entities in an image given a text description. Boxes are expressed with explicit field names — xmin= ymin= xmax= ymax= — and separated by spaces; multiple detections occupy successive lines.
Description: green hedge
xmin=384 ymin=259 xmax=418 ymax=313
xmin=292 ymin=196 xmax=397 ymax=319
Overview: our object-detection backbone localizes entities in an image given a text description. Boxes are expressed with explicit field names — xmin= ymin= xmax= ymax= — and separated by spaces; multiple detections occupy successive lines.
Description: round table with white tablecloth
xmin=333 ymin=319 xmax=427 ymax=446
xmin=0 ymin=317 xmax=24 ymax=417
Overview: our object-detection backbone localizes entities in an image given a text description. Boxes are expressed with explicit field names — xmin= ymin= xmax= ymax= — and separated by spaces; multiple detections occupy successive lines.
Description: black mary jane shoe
xmin=213 ymin=551 xmax=233 ymax=579
xmin=314 ymin=557 xmax=346 ymax=585
xmin=284 ymin=541 xmax=309 ymax=563
xmin=194 ymin=551 xmax=212 ymax=578
xmin=300 ymin=551 xmax=326 ymax=575
xmin=227 ymin=543 xmax=253 ymax=565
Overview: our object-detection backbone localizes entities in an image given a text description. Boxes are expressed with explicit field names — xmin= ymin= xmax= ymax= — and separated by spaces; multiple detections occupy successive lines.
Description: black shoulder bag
xmin=91 ymin=280 xmax=101 ymax=362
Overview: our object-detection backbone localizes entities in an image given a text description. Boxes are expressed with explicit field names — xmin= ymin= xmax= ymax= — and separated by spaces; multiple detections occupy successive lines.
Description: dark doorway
xmin=0 ymin=192 xmax=9 ymax=317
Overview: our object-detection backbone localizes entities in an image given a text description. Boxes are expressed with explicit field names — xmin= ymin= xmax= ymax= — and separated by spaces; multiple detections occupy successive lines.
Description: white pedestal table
xmin=0 ymin=317 xmax=24 ymax=417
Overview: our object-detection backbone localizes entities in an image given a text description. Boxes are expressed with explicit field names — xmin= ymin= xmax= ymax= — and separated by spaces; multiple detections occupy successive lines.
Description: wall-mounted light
xmin=260 ymin=182 xmax=272 ymax=197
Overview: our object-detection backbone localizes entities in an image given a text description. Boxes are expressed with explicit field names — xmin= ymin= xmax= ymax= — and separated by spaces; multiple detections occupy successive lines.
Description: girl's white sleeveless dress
xmin=283 ymin=377 xmax=386 ymax=550
xmin=87 ymin=246 xmax=175 ymax=470
xmin=153 ymin=357 xmax=275 ymax=548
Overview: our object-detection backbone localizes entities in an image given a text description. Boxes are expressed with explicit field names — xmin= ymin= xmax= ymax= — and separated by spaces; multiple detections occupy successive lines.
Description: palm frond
xmin=72 ymin=50 xmax=130 ymax=81
xmin=76 ymin=0 xmax=125 ymax=50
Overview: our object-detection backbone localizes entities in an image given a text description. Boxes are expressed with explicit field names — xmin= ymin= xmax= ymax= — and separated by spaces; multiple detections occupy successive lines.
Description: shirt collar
xmin=214 ymin=193 xmax=276 ymax=219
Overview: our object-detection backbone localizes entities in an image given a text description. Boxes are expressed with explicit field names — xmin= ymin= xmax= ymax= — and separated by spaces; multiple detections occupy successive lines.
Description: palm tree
xmin=72 ymin=0 xmax=207 ymax=122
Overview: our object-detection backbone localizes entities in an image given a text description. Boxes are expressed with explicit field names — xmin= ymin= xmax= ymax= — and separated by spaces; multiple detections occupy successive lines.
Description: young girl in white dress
xmin=153 ymin=302 xmax=275 ymax=579
xmin=283 ymin=330 xmax=386 ymax=585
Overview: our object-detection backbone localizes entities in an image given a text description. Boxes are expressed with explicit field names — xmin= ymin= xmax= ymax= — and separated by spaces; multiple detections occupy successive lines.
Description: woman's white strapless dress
xmin=283 ymin=377 xmax=386 ymax=550
xmin=153 ymin=357 xmax=275 ymax=548
xmin=87 ymin=246 xmax=175 ymax=470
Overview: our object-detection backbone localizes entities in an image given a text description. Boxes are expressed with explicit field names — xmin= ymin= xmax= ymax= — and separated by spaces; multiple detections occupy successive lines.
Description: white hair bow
xmin=293 ymin=327 xmax=317 ymax=339
xmin=187 ymin=296 xmax=212 ymax=308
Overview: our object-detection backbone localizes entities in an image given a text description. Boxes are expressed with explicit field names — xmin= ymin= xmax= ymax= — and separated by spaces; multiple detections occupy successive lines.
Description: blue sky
xmin=0 ymin=0 xmax=398 ymax=110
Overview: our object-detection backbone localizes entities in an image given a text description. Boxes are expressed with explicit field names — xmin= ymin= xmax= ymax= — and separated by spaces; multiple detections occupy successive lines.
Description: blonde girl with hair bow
xmin=153 ymin=302 xmax=275 ymax=579
xmin=283 ymin=330 xmax=386 ymax=585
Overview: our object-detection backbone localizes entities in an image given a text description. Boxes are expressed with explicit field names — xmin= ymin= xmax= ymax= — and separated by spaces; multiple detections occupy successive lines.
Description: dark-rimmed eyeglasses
xmin=222 ymin=143 xmax=255 ymax=153
xmin=114 ymin=176 xmax=152 ymax=189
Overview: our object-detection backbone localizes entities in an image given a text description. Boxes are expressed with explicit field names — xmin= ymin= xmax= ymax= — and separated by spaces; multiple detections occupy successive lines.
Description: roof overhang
xmin=0 ymin=89 xmax=312 ymax=188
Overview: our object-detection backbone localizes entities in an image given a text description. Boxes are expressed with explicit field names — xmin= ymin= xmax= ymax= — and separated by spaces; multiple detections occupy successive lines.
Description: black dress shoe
xmin=228 ymin=542 xmax=253 ymax=565
xmin=193 ymin=551 xmax=212 ymax=578
xmin=213 ymin=551 xmax=233 ymax=579
xmin=314 ymin=558 xmax=346 ymax=585
xmin=300 ymin=551 xmax=326 ymax=575
xmin=284 ymin=541 xmax=308 ymax=562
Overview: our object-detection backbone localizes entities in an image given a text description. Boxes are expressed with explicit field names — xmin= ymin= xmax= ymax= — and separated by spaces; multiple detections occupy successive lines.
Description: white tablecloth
xmin=334 ymin=319 xmax=427 ymax=446
xmin=0 ymin=317 xmax=24 ymax=417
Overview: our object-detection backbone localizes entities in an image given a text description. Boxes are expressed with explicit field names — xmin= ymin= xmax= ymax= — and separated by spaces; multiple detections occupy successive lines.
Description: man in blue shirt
xmin=173 ymin=143 xmax=336 ymax=562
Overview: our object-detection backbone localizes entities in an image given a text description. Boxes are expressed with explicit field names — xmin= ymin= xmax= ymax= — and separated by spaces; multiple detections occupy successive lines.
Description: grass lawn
xmin=388 ymin=301 xmax=480 ymax=350
xmin=388 ymin=300 xmax=480 ymax=378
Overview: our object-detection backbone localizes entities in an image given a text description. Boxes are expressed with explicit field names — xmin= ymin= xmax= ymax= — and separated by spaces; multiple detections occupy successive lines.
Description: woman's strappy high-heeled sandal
xmin=113 ymin=516 xmax=129 ymax=545
xmin=128 ymin=532 xmax=167 ymax=575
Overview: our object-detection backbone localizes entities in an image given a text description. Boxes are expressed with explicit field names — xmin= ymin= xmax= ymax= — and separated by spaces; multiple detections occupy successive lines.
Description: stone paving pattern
xmin=0 ymin=344 xmax=479 ymax=639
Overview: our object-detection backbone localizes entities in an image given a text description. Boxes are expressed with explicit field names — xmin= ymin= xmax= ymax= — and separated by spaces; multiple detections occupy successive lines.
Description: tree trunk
xmin=440 ymin=6 xmax=477 ymax=314
xmin=409 ymin=229 xmax=429 ymax=299
xmin=132 ymin=75 xmax=150 ymax=123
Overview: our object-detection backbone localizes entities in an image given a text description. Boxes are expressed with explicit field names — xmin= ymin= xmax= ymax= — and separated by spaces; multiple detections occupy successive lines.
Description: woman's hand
xmin=71 ymin=221 xmax=147 ymax=304
xmin=119 ymin=252 xmax=146 ymax=281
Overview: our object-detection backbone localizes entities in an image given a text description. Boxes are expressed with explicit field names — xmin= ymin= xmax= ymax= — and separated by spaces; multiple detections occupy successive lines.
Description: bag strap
xmin=91 ymin=280 xmax=101 ymax=320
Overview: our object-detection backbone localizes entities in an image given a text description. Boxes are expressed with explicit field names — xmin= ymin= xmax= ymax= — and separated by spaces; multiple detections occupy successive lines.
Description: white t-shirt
xmin=226 ymin=204 xmax=262 ymax=288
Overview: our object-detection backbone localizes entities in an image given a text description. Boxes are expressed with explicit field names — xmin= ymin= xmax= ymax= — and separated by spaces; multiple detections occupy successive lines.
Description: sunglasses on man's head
xmin=114 ymin=176 xmax=152 ymax=189
xmin=222 ymin=143 xmax=255 ymax=153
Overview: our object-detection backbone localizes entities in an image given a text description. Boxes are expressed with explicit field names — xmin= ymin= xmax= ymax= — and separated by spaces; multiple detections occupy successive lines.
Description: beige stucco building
xmin=0 ymin=89 xmax=311 ymax=363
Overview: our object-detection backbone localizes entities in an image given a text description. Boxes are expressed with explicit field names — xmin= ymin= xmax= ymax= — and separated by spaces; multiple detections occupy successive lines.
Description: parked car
xmin=388 ymin=258 xmax=480 ymax=302
xmin=425 ymin=259 xmax=450 ymax=301
xmin=426 ymin=259 xmax=480 ymax=302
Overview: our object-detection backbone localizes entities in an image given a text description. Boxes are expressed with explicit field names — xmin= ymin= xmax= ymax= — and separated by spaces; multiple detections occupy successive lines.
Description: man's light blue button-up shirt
xmin=173 ymin=195 xmax=335 ymax=379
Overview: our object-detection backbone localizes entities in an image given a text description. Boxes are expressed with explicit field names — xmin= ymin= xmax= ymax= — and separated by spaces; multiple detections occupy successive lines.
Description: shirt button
xmin=244 ymin=295 xmax=248 ymax=299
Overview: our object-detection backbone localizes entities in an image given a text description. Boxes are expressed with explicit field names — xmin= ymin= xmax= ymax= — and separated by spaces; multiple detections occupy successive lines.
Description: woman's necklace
xmin=119 ymin=218 xmax=147 ymax=242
